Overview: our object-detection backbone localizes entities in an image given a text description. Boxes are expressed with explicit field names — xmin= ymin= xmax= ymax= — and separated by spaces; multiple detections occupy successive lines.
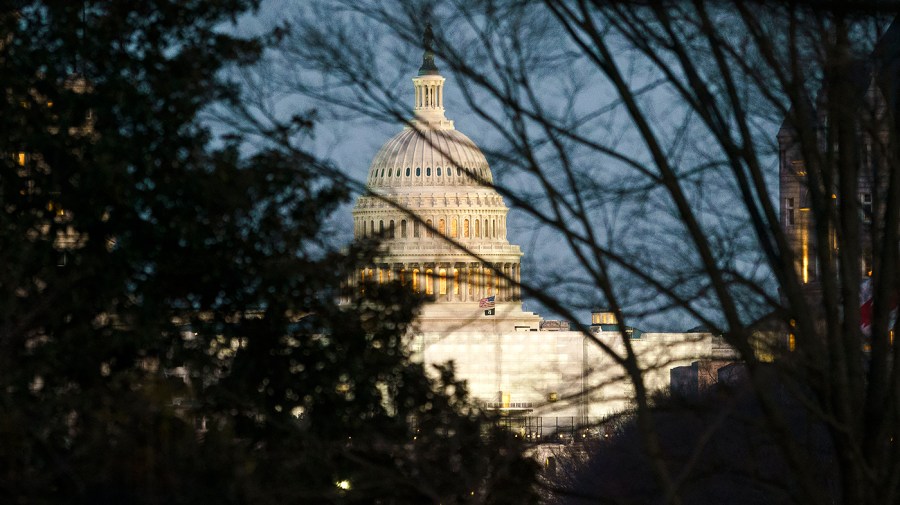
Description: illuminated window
xmin=463 ymin=219 xmax=469 ymax=238
xmin=378 ymin=268 xmax=384 ymax=284
xmin=475 ymin=220 xmax=480 ymax=238
xmin=438 ymin=219 xmax=445 ymax=235
xmin=451 ymin=218 xmax=458 ymax=238
xmin=426 ymin=219 xmax=433 ymax=238
xmin=425 ymin=269 xmax=434 ymax=295
xmin=16 ymin=152 xmax=26 ymax=166
xmin=439 ymin=268 xmax=447 ymax=295
xmin=401 ymin=220 xmax=407 ymax=238
xmin=412 ymin=269 xmax=420 ymax=292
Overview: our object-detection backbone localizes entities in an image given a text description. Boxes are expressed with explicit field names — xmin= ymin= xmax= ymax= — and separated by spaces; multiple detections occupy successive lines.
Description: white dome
xmin=366 ymin=128 xmax=493 ymax=188
xmin=347 ymin=36 xmax=540 ymax=332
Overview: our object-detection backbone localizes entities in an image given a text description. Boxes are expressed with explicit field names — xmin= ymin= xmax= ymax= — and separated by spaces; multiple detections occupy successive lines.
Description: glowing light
xmin=336 ymin=480 xmax=351 ymax=490
xmin=801 ymin=226 xmax=809 ymax=284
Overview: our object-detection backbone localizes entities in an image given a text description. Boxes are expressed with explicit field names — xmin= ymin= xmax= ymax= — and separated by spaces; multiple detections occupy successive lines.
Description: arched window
xmin=484 ymin=219 xmax=490 ymax=238
xmin=416 ymin=167 xmax=421 ymax=176
xmin=396 ymin=168 xmax=401 ymax=177
xmin=412 ymin=269 xmax=420 ymax=292
xmin=362 ymin=220 xmax=367 ymax=238
xmin=457 ymin=167 xmax=462 ymax=176
xmin=439 ymin=268 xmax=447 ymax=295
xmin=389 ymin=220 xmax=395 ymax=238
xmin=379 ymin=220 xmax=384 ymax=234
xmin=426 ymin=219 xmax=434 ymax=238
xmin=475 ymin=220 xmax=480 ymax=238
xmin=425 ymin=269 xmax=434 ymax=295
xmin=426 ymin=167 xmax=431 ymax=176
xmin=438 ymin=219 xmax=445 ymax=235
xmin=406 ymin=167 xmax=410 ymax=177
xmin=451 ymin=218 xmax=458 ymax=238
xmin=437 ymin=167 xmax=441 ymax=177
xmin=414 ymin=221 xmax=420 ymax=238
xmin=464 ymin=219 xmax=470 ymax=238
xmin=387 ymin=169 xmax=391 ymax=178
xmin=492 ymin=219 xmax=496 ymax=238
xmin=448 ymin=167 xmax=453 ymax=177
xmin=378 ymin=268 xmax=384 ymax=284
xmin=401 ymin=220 xmax=407 ymax=238
xmin=370 ymin=221 xmax=375 ymax=236
xmin=380 ymin=168 xmax=385 ymax=177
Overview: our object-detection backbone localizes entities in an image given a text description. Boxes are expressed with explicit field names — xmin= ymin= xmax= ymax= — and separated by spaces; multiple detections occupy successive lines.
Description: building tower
xmin=351 ymin=25 xmax=540 ymax=333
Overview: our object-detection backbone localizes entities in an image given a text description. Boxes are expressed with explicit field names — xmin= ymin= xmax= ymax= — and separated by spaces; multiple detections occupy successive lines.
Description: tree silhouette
xmin=0 ymin=2 xmax=537 ymax=503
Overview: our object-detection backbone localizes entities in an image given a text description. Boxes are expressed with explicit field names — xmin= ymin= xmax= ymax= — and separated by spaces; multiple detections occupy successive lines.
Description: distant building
xmin=778 ymin=19 xmax=900 ymax=287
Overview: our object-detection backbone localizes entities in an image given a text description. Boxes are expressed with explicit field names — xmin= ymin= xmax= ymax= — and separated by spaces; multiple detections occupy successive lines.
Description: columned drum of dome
xmin=351 ymin=31 xmax=539 ymax=332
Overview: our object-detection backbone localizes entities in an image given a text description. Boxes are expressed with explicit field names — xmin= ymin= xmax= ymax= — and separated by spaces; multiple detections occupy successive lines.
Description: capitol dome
xmin=366 ymin=128 xmax=493 ymax=189
xmin=350 ymin=27 xmax=539 ymax=332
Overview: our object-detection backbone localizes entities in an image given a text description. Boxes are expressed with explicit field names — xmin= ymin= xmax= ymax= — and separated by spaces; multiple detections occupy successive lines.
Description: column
xmin=432 ymin=268 xmax=440 ymax=300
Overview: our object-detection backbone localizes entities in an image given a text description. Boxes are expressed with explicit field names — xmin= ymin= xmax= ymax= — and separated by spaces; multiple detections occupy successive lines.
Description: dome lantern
xmin=411 ymin=22 xmax=452 ymax=129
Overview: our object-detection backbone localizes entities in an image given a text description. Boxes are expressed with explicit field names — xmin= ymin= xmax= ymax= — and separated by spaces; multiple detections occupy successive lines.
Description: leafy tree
xmin=0 ymin=2 xmax=536 ymax=503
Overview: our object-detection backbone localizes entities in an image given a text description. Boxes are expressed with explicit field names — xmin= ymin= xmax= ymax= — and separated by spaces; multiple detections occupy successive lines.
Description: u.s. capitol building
xmin=350 ymin=33 xmax=734 ymax=431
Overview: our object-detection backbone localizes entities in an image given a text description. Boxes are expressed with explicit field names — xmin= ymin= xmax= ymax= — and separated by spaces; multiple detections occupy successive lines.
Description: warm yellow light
xmin=802 ymin=241 xmax=809 ymax=284
xmin=788 ymin=334 xmax=796 ymax=352
xmin=17 ymin=152 xmax=26 ymax=166
xmin=336 ymin=480 xmax=351 ymax=490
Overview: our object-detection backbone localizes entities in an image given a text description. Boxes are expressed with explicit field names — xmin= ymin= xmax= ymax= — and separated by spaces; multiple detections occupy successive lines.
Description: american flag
xmin=479 ymin=295 xmax=495 ymax=309
xmin=860 ymin=277 xmax=898 ymax=338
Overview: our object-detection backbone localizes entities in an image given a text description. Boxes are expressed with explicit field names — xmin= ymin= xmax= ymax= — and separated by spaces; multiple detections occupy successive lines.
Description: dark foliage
xmin=0 ymin=2 xmax=537 ymax=503
xmin=549 ymin=368 xmax=839 ymax=505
